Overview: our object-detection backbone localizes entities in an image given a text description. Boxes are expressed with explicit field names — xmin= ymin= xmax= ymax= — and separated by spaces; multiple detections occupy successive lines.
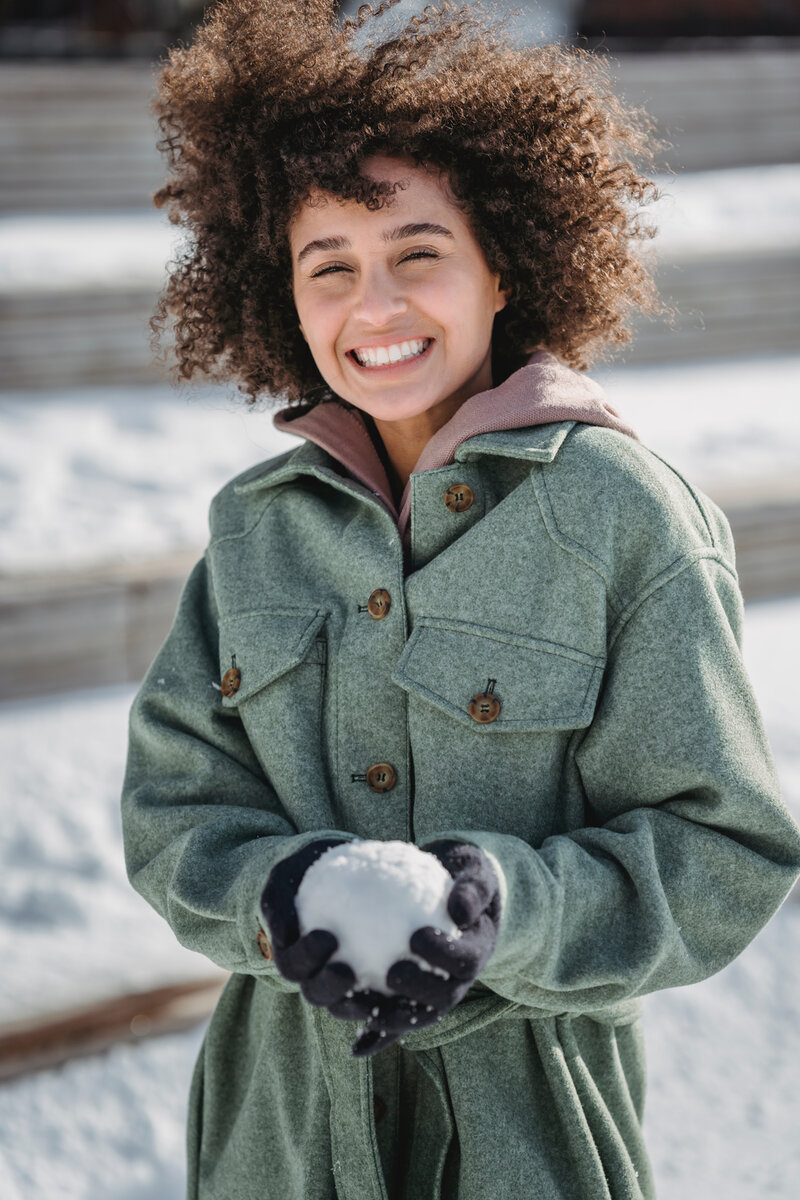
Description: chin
xmin=358 ymin=390 xmax=448 ymax=422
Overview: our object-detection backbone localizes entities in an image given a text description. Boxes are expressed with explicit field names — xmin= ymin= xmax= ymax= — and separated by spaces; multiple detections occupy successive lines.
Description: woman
xmin=122 ymin=2 xmax=800 ymax=1197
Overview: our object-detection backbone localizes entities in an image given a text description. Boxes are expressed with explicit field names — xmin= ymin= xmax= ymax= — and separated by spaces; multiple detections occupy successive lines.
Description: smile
xmin=349 ymin=337 xmax=433 ymax=369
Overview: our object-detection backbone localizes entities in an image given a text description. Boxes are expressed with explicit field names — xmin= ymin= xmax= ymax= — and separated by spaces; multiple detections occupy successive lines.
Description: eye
xmin=400 ymin=250 xmax=439 ymax=264
xmin=309 ymin=262 xmax=350 ymax=279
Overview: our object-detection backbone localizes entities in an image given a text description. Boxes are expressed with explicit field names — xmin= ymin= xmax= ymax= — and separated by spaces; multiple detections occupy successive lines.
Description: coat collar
xmin=233 ymin=420 xmax=573 ymax=498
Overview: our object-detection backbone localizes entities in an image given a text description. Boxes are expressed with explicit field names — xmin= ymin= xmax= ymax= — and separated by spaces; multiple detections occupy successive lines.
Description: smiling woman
xmin=123 ymin=3 xmax=800 ymax=1200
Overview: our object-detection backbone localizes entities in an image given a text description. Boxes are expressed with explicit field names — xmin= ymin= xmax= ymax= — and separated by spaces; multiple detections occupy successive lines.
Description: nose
xmin=350 ymin=263 xmax=409 ymax=328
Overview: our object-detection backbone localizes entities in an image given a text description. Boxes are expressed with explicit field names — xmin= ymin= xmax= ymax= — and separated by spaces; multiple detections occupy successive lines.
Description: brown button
xmin=373 ymin=1093 xmax=387 ymax=1123
xmin=256 ymin=928 xmax=273 ymax=960
xmin=444 ymin=483 xmax=475 ymax=513
xmin=221 ymin=667 xmax=241 ymax=697
xmin=468 ymin=692 xmax=501 ymax=723
xmin=366 ymin=762 xmax=397 ymax=793
xmin=367 ymin=589 xmax=391 ymax=619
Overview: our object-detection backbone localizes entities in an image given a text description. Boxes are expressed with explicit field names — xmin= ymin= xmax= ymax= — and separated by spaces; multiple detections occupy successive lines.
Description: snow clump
xmin=295 ymin=840 xmax=462 ymax=995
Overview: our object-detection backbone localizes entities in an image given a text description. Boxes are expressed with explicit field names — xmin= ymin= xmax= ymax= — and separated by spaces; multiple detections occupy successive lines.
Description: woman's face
xmin=289 ymin=154 xmax=507 ymax=424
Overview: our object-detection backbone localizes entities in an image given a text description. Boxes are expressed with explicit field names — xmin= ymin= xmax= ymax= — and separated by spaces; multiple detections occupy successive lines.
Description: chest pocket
xmin=217 ymin=608 xmax=328 ymax=707
xmin=391 ymin=616 xmax=605 ymax=732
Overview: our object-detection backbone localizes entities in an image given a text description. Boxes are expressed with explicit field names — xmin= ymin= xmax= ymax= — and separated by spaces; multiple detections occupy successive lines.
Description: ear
xmin=299 ymin=323 xmax=307 ymax=342
xmin=494 ymin=276 xmax=510 ymax=314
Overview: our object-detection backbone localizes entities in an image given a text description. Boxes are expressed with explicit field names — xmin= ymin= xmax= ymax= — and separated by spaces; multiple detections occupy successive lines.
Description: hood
xmin=272 ymin=349 xmax=639 ymax=544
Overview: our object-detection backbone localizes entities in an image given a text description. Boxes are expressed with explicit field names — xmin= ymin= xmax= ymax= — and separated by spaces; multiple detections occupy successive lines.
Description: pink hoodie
xmin=272 ymin=350 xmax=639 ymax=549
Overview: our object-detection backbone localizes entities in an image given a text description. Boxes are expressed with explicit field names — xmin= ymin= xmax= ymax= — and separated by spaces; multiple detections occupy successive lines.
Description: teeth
xmin=353 ymin=338 xmax=429 ymax=367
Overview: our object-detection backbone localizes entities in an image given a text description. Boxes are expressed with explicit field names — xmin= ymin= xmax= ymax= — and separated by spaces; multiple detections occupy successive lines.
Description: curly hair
xmin=152 ymin=0 xmax=663 ymax=405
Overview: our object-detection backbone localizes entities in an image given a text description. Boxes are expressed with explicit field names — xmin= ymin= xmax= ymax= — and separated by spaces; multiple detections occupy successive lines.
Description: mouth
xmin=347 ymin=337 xmax=434 ymax=371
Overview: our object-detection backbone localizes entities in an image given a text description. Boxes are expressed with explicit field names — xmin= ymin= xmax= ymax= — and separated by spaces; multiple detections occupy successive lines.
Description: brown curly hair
xmin=152 ymin=0 xmax=662 ymax=406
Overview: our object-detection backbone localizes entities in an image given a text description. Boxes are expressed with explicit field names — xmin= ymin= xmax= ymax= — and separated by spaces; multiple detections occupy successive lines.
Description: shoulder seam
xmin=534 ymin=424 xmax=733 ymax=619
xmin=638 ymin=447 xmax=717 ymax=548
xmin=208 ymin=486 xmax=285 ymax=548
xmin=608 ymin=549 xmax=737 ymax=651
xmin=208 ymin=444 xmax=302 ymax=518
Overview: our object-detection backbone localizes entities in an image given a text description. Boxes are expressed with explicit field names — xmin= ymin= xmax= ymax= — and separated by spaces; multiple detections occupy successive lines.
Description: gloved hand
xmin=260 ymin=838 xmax=439 ymax=1028
xmin=351 ymin=840 xmax=502 ymax=1057
xmin=260 ymin=838 xmax=369 ymax=1013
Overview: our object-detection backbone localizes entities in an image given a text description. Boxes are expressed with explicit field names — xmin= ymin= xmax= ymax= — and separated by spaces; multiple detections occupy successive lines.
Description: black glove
xmin=351 ymin=840 xmax=502 ymax=1057
xmin=259 ymin=838 xmax=366 ymax=1012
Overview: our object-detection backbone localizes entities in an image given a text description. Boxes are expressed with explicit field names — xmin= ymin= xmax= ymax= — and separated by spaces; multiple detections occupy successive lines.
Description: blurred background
xmin=0 ymin=2 xmax=798 ymax=1197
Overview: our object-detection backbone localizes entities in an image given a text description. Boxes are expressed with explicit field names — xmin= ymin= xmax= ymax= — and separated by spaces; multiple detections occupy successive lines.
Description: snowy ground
xmin=0 ymin=596 xmax=798 ymax=1198
xmin=1 ymin=165 xmax=798 ymax=294
xmin=0 ymin=683 xmax=216 ymax=1026
xmin=1 ymin=353 xmax=798 ymax=573
xmin=0 ymin=1024 xmax=205 ymax=1200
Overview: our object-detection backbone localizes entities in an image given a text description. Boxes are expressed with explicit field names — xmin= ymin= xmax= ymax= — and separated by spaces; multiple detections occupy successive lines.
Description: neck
xmin=370 ymin=393 xmax=464 ymax=497
xmin=370 ymin=356 xmax=495 ymax=494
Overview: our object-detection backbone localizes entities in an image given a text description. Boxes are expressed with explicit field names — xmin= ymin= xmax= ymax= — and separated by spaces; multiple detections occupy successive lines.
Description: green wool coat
xmin=122 ymin=418 xmax=800 ymax=1200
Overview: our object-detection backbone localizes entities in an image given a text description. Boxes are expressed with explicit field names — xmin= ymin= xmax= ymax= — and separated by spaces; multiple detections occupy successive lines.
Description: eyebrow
xmin=296 ymin=221 xmax=455 ymax=266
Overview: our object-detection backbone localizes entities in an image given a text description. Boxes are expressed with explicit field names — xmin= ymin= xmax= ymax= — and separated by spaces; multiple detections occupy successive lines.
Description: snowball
xmin=295 ymin=840 xmax=462 ymax=995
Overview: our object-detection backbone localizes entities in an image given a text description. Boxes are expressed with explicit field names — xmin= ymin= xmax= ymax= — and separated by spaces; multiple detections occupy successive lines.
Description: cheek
xmin=296 ymin=297 xmax=340 ymax=359
xmin=411 ymin=275 xmax=465 ymax=330
xmin=419 ymin=269 xmax=496 ymax=327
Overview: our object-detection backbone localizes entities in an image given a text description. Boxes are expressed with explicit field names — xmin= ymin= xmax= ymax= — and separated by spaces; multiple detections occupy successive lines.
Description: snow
xmin=0 ymin=384 xmax=298 ymax=573
xmin=296 ymin=840 xmax=460 ymax=993
xmin=0 ymin=211 xmax=179 ymax=295
xmin=1 ymin=896 xmax=798 ymax=1199
xmin=1 ymin=353 xmax=798 ymax=573
xmin=0 ymin=1025 xmax=205 ymax=1200
xmin=645 ymin=164 xmax=800 ymax=260
xmin=0 ymin=596 xmax=798 ymax=1196
xmin=738 ymin=596 xmax=800 ymax=821
xmin=0 ymin=684 xmax=217 ymax=1027
xmin=594 ymin=353 xmax=800 ymax=500
xmin=1 ymin=164 xmax=798 ymax=295
xmin=643 ymin=898 xmax=800 ymax=1198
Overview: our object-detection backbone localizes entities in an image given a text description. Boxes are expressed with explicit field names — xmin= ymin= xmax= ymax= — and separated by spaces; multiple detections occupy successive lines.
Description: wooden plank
xmin=0 ymin=978 xmax=226 ymax=1083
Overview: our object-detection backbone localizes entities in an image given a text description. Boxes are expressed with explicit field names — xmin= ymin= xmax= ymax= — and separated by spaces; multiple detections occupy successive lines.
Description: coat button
xmin=221 ymin=667 xmax=242 ymax=697
xmin=367 ymin=589 xmax=391 ymax=619
xmin=373 ymin=1093 xmax=387 ymax=1123
xmin=444 ymin=483 xmax=475 ymax=513
xmin=366 ymin=762 xmax=397 ymax=793
xmin=256 ymin=928 xmax=273 ymax=960
xmin=468 ymin=692 xmax=501 ymax=723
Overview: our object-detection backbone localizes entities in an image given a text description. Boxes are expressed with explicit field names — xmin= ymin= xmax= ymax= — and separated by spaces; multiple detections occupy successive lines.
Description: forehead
xmin=289 ymin=157 xmax=464 ymax=244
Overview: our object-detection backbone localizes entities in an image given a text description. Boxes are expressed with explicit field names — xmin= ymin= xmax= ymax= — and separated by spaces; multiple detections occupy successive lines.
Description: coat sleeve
xmin=121 ymin=554 xmax=357 ymax=976
xmin=421 ymin=552 xmax=800 ymax=1013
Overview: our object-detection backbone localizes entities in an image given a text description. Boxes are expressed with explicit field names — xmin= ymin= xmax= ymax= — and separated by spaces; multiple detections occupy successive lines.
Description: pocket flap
xmin=218 ymin=608 xmax=327 ymax=704
xmin=392 ymin=617 xmax=604 ymax=732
